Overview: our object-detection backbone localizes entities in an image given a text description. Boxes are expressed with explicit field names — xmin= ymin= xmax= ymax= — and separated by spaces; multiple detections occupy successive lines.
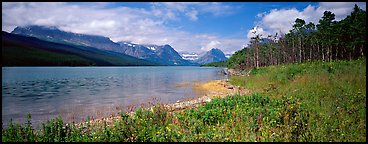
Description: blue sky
xmin=2 ymin=2 xmax=366 ymax=54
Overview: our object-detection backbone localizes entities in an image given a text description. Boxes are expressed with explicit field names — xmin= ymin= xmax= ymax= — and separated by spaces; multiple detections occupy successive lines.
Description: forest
xmin=209 ymin=5 xmax=366 ymax=69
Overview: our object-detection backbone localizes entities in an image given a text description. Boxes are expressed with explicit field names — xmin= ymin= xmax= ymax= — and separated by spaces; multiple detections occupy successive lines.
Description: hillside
xmin=2 ymin=31 xmax=157 ymax=66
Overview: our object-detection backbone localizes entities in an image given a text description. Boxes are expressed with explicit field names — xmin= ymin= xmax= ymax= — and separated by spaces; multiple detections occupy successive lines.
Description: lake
xmin=2 ymin=66 xmax=226 ymax=128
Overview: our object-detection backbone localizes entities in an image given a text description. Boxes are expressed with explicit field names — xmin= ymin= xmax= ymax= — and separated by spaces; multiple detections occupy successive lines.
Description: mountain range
xmin=2 ymin=31 xmax=156 ymax=66
xmin=5 ymin=25 xmax=229 ymax=66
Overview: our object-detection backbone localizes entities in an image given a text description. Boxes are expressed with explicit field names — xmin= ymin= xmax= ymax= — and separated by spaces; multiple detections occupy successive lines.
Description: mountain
xmin=195 ymin=48 xmax=228 ymax=65
xmin=116 ymin=41 xmax=165 ymax=64
xmin=12 ymin=25 xmax=192 ymax=66
xmin=2 ymin=31 xmax=156 ymax=66
xmin=12 ymin=25 xmax=124 ymax=53
xmin=143 ymin=44 xmax=196 ymax=65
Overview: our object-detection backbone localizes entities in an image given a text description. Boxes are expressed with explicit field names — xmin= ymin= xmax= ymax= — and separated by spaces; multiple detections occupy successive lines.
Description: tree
xmin=292 ymin=18 xmax=306 ymax=63
xmin=317 ymin=11 xmax=336 ymax=61
xmin=350 ymin=4 xmax=366 ymax=57
xmin=249 ymin=26 xmax=263 ymax=68
xmin=236 ymin=5 xmax=365 ymax=70
xmin=305 ymin=22 xmax=316 ymax=61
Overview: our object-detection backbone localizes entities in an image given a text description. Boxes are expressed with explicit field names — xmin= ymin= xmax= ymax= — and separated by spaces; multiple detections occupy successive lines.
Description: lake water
xmin=2 ymin=66 xmax=226 ymax=128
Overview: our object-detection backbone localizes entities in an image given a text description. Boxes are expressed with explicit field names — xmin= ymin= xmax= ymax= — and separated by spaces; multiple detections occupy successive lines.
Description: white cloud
xmin=2 ymin=2 xmax=242 ymax=54
xmin=247 ymin=26 xmax=269 ymax=39
xmin=318 ymin=2 xmax=366 ymax=20
xmin=254 ymin=2 xmax=366 ymax=37
xmin=256 ymin=12 xmax=267 ymax=18
xmin=200 ymin=2 xmax=237 ymax=16
xmin=150 ymin=2 xmax=238 ymax=21
xmin=217 ymin=39 xmax=247 ymax=54
xmin=186 ymin=10 xmax=199 ymax=21
xmin=201 ymin=40 xmax=221 ymax=51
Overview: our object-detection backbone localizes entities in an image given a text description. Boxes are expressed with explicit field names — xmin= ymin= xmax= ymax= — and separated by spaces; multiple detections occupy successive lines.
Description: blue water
xmin=2 ymin=66 xmax=226 ymax=128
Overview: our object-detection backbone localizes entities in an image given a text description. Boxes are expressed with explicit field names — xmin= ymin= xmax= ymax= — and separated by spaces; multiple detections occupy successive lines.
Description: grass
xmin=230 ymin=58 xmax=366 ymax=141
xmin=2 ymin=59 xmax=366 ymax=142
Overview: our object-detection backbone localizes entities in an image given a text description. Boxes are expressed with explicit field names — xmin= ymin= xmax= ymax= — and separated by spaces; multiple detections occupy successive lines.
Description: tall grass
xmin=230 ymin=58 xmax=366 ymax=141
xmin=2 ymin=59 xmax=365 ymax=142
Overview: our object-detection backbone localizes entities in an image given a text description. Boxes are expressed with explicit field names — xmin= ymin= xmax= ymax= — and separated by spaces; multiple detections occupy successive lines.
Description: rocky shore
xmin=224 ymin=68 xmax=248 ymax=76
xmin=75 ymin=79 xmax=249 ymax=129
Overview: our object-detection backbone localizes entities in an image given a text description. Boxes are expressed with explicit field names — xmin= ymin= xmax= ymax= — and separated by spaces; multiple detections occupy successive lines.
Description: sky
xmin=2 ymin=2 xmax=366 ymax=54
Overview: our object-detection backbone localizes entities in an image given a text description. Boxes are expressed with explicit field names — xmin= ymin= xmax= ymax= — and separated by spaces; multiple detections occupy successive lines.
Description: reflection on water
xmin=2 ymin=66 xmax=226 ymax=128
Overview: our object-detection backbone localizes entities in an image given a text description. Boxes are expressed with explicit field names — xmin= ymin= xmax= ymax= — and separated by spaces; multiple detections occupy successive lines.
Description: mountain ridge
xmin=2 ymin=31 xmax=157 ymax=66
xmin=11 ymin=25 xmax=194 ymax=66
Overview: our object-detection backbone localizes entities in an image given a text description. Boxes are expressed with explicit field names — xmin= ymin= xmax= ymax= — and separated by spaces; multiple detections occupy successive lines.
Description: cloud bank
xmin=2 ymin=2 xmax=244 ymax=54
xmin=248 ymin=2 xmax=366 ymax=39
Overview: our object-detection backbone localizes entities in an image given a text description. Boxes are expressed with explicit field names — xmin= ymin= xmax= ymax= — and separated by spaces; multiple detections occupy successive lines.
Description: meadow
xmin=2 ymin=59 xmax=366 ymax=142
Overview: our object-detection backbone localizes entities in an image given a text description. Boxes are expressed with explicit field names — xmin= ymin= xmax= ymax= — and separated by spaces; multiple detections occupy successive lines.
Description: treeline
xmin=230 ymin=4 xmax=366 ymax=69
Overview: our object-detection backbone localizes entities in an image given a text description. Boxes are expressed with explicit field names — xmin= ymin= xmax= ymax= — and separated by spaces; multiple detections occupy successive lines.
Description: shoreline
xmin=75 ymin=78 xmax=250 ymax=128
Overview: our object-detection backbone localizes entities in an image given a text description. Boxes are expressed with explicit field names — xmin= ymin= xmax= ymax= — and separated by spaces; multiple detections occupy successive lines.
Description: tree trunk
xmin=335 ymin=44 xmax=338 ymax=60
xmin=283 ymin=42 xmax=287 ymax=63
xmin=270 ymin=49 xmax=273 ymax=65
xmin=316 ymin=40 xmax=320 ymax=60
xmin=292 ymin=37 xmax=296 ymax=63
xmin=310 ymin=44 xmax=313 ymax=61
xmin=299 ymin=37 xmax=302 ymax=63
xmin=256 ymin=46 xmax=259 ymax=68
xmin=349 ymin=47 xmax=352 ymax=61
xmin=253 ymin=49 xmax=257 ymax=67
xmin=328 ymin=46 xmax=330 ymax=61
xmin=341 ymin=46 xmax=344 ymax=60
xmin=330 ymin=45 xmax=333 ymax=61
xmin=353 ymin=45 xmax=356 ymax=59
xmin=360 ymin=44 xmax=364 ymax=57
xmin=322 ymin=45 xmax=325 ymax=61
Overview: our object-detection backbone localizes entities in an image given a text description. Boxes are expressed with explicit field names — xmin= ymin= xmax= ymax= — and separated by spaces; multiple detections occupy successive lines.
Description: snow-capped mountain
xmin=11 ymin=25 xmax=194 ymax=66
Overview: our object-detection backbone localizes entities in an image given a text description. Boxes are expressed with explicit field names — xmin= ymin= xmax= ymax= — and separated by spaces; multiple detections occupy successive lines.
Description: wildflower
xmin=257 ymin=115 xmax=261 ymax=120
xmin=166 ymin=126 xmax=171 ymax=132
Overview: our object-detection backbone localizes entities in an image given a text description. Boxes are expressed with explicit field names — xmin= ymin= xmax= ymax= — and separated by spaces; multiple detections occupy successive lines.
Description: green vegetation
xmin=2 ymin=4 xmax=365 ymax=143
xmin=2 ymin=59 xmax=365 ymax=142
xmin=202 ymin=60 xmax=227 ymax=67
xmin=206 ymin=5 xmax=366 ymax=70
xmin=2 ymin=45 xmax=96 ymax=66
xmin=230 ymin=59 xmax=366 ymax=141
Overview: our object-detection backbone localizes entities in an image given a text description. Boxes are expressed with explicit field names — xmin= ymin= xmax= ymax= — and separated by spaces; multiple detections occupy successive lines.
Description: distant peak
xmin=163 ymin=44 xmax=172 ymax=47
xmin=208 ymin=48 xmax=224 ymax=53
